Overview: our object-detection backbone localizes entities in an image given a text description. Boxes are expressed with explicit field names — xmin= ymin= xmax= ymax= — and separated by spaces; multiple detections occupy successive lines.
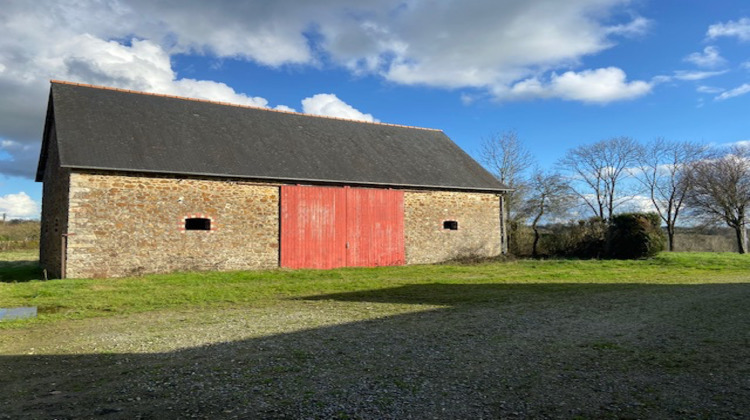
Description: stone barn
xmin=36 ymin=81 xmax=510 ymax=278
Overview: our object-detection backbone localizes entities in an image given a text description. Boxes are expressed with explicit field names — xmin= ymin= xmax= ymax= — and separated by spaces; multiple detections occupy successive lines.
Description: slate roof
xmin=37 ymin=81 xmax=508 ymax=192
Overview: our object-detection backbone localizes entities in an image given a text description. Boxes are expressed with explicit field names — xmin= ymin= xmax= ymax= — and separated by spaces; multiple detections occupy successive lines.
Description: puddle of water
xmin=0 ymin=306 xmax=37 ymax=321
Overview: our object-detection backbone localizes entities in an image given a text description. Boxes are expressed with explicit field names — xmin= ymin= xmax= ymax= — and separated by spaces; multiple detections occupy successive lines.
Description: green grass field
xmin=1 ymin=251 xmax=748 ymax=418
xmin=1 ymin=250 xmax=748 ymax=325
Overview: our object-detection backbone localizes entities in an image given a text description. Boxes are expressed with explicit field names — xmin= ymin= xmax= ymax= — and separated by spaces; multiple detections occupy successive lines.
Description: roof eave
xmin=35 ymin=90 xmax=56 ymax=182
xmin=61 ymin=165 xmax=512 ymax=193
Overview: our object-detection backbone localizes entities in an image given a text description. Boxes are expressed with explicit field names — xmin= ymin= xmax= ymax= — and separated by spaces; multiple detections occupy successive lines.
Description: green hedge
xmin=605 ymin=213 xmax=666 ymax=259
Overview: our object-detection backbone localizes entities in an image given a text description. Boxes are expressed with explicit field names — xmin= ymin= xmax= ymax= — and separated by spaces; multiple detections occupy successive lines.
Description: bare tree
xmin=523 ymin=170 xmax=574 ymax=257
xmin=687 ymin=145 xmax=750 ymax=254
xmin=559 ymin=136 xmax=640 ymax=221
xmin=478 ymin=130 xmax=534 ymax=256
xmin=634 ymin=138 xmax=707 ymax=251
xmin=479 ymin=130 xmax=534 ymax=188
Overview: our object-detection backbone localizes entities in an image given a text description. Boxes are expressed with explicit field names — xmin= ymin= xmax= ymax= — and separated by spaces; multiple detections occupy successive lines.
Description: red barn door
xmin=346 ymin=187 xmax=405 ymax=267
xmin=280 ymin=185 xmax=404 ymax=269
xmin=280 ymin=185 xmax=347 ymax=269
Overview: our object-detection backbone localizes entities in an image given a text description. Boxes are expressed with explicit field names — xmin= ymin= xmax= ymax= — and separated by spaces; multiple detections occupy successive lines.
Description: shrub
xmin=540 ymin=217 xmax=607 ymax=259
xmin=571 ymin=217 xmax=608 ymax=259
xmin=605 ymin=212 xmax=666 ymax=259
xmin=508 ymin=221 xmax=534 ymax=256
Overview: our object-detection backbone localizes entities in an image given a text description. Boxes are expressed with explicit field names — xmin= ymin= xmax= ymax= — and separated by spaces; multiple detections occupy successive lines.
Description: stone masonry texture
xmin=54 ymin=171 xmax=501 ymax=278
xmin=65 ymin=171 xmax=279 ymax=278
xmin=403 ymin=190 xmax=501 ymax=264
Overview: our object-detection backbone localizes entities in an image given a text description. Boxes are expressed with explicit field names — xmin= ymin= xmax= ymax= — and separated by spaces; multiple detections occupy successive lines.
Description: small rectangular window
xmin=185 ymin=218 xmax=211 ymax=231
xmin=443 ymin=220 xmax=458 ymax=230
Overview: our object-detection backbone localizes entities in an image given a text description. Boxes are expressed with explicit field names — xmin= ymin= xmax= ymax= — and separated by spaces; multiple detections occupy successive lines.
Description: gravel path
xmin=2 ymin=283 xmax=749 ymax=419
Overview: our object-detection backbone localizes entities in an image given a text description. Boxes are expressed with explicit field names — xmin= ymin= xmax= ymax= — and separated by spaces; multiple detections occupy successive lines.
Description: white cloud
xmin=0 ymin=0 xmax=650 ymax=100
xmin=672 ymin=70 xmax=728 ymax=81
xmin=728 ymin=140 xmax=750 ymax=148
xmin=654 ymin=69 xmax=727 ymax=85
xmin=707 ymin=17 xmax=750 ymax=41
xmin=460 ymin=93 xmax=481 ymax=105
xmin=0 ymin=0 xmax=656 ymax=179
xmin=696 ymin=85 xmax=724 ymax=94
xmin=50 ymin=35 xmax=271 ymax=107
xmin=620 ymin=194 xmax=657 ymax=214
xmin=0 ymin=192 xmax=39 ymax=219
xmin=650 ymin=75 xmax=672 ymax=85
xmin=741 ymin=61 xmax=750 ymax=70
xmin=4 ymin=0 xmax=654 ymax=95
xmin=605 ymin=16 xmax=652 ymax=37
xmin=2 ymin=0 xmax=314 ymax=68
xmin=274 ymin=105 xmax=297 ymax=113
xmin=683 ymin=46 xmax=726 ymax=68
xmin=0 ymin=31 xmax=274 ymax=178
xmin=498 ymin=67 xmax=652 ymax=103
xmin=715 ymin=84 xmax=750 ymax=101
xmin=1 ymin=0 xmax=652 ymax=94
xmin=168 ymin=79 xmax=269 ymax=107
xmin=301 ymin=94 xmax=378 ymax=122
xmin=316 ymin=0 xmax=651 ymax=101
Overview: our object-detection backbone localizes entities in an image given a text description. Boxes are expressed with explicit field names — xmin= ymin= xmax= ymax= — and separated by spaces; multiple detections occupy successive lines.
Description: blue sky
xmin=0 ymin=0 xmax=749 ymax=219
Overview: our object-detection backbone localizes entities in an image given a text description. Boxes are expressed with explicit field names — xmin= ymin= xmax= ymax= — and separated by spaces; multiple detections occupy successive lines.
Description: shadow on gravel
xmin=2 ymin=283 xmax=749 ymax=419
xmin=303 ymin=282 xmax=648 ymax=305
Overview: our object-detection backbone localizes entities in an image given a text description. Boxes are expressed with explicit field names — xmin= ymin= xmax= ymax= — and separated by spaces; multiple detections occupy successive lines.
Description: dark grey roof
xmin=37 ymin=81 xmax=508 ymax=192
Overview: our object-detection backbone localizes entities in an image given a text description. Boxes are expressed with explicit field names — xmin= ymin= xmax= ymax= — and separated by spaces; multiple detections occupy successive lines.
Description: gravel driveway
xmin=2 ymin=282 xmax=749 ymax=419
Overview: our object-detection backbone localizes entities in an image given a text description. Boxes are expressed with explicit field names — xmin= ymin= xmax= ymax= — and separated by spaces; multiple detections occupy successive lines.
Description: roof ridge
xmin=50 ymin=80 xmax=442 ymax=132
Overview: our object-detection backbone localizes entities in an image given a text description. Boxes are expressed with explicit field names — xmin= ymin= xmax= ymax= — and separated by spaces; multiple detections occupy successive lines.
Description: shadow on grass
xmin=0 ymin=260 xmax=43 ymax=283
xmin=1 ymin=283 xmax=749 ymax=418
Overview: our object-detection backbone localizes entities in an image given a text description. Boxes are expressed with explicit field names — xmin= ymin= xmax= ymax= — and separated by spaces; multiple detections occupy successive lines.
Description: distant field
xmin=1 ymin=251 xmax=748 ymax=418
xmin=0 ymin=221 xmax=39 ymax=251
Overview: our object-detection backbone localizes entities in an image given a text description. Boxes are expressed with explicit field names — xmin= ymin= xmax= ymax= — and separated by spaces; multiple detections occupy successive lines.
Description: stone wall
xmin=404 ymin=190 xmax=501 ymax=264
xmin=58 ymin=171 xmax=501 ymax=277
xmin=66 ymin=171 xmax=279 ymax=278
xmin=39 ymin=125 xmax=70 ymax=278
